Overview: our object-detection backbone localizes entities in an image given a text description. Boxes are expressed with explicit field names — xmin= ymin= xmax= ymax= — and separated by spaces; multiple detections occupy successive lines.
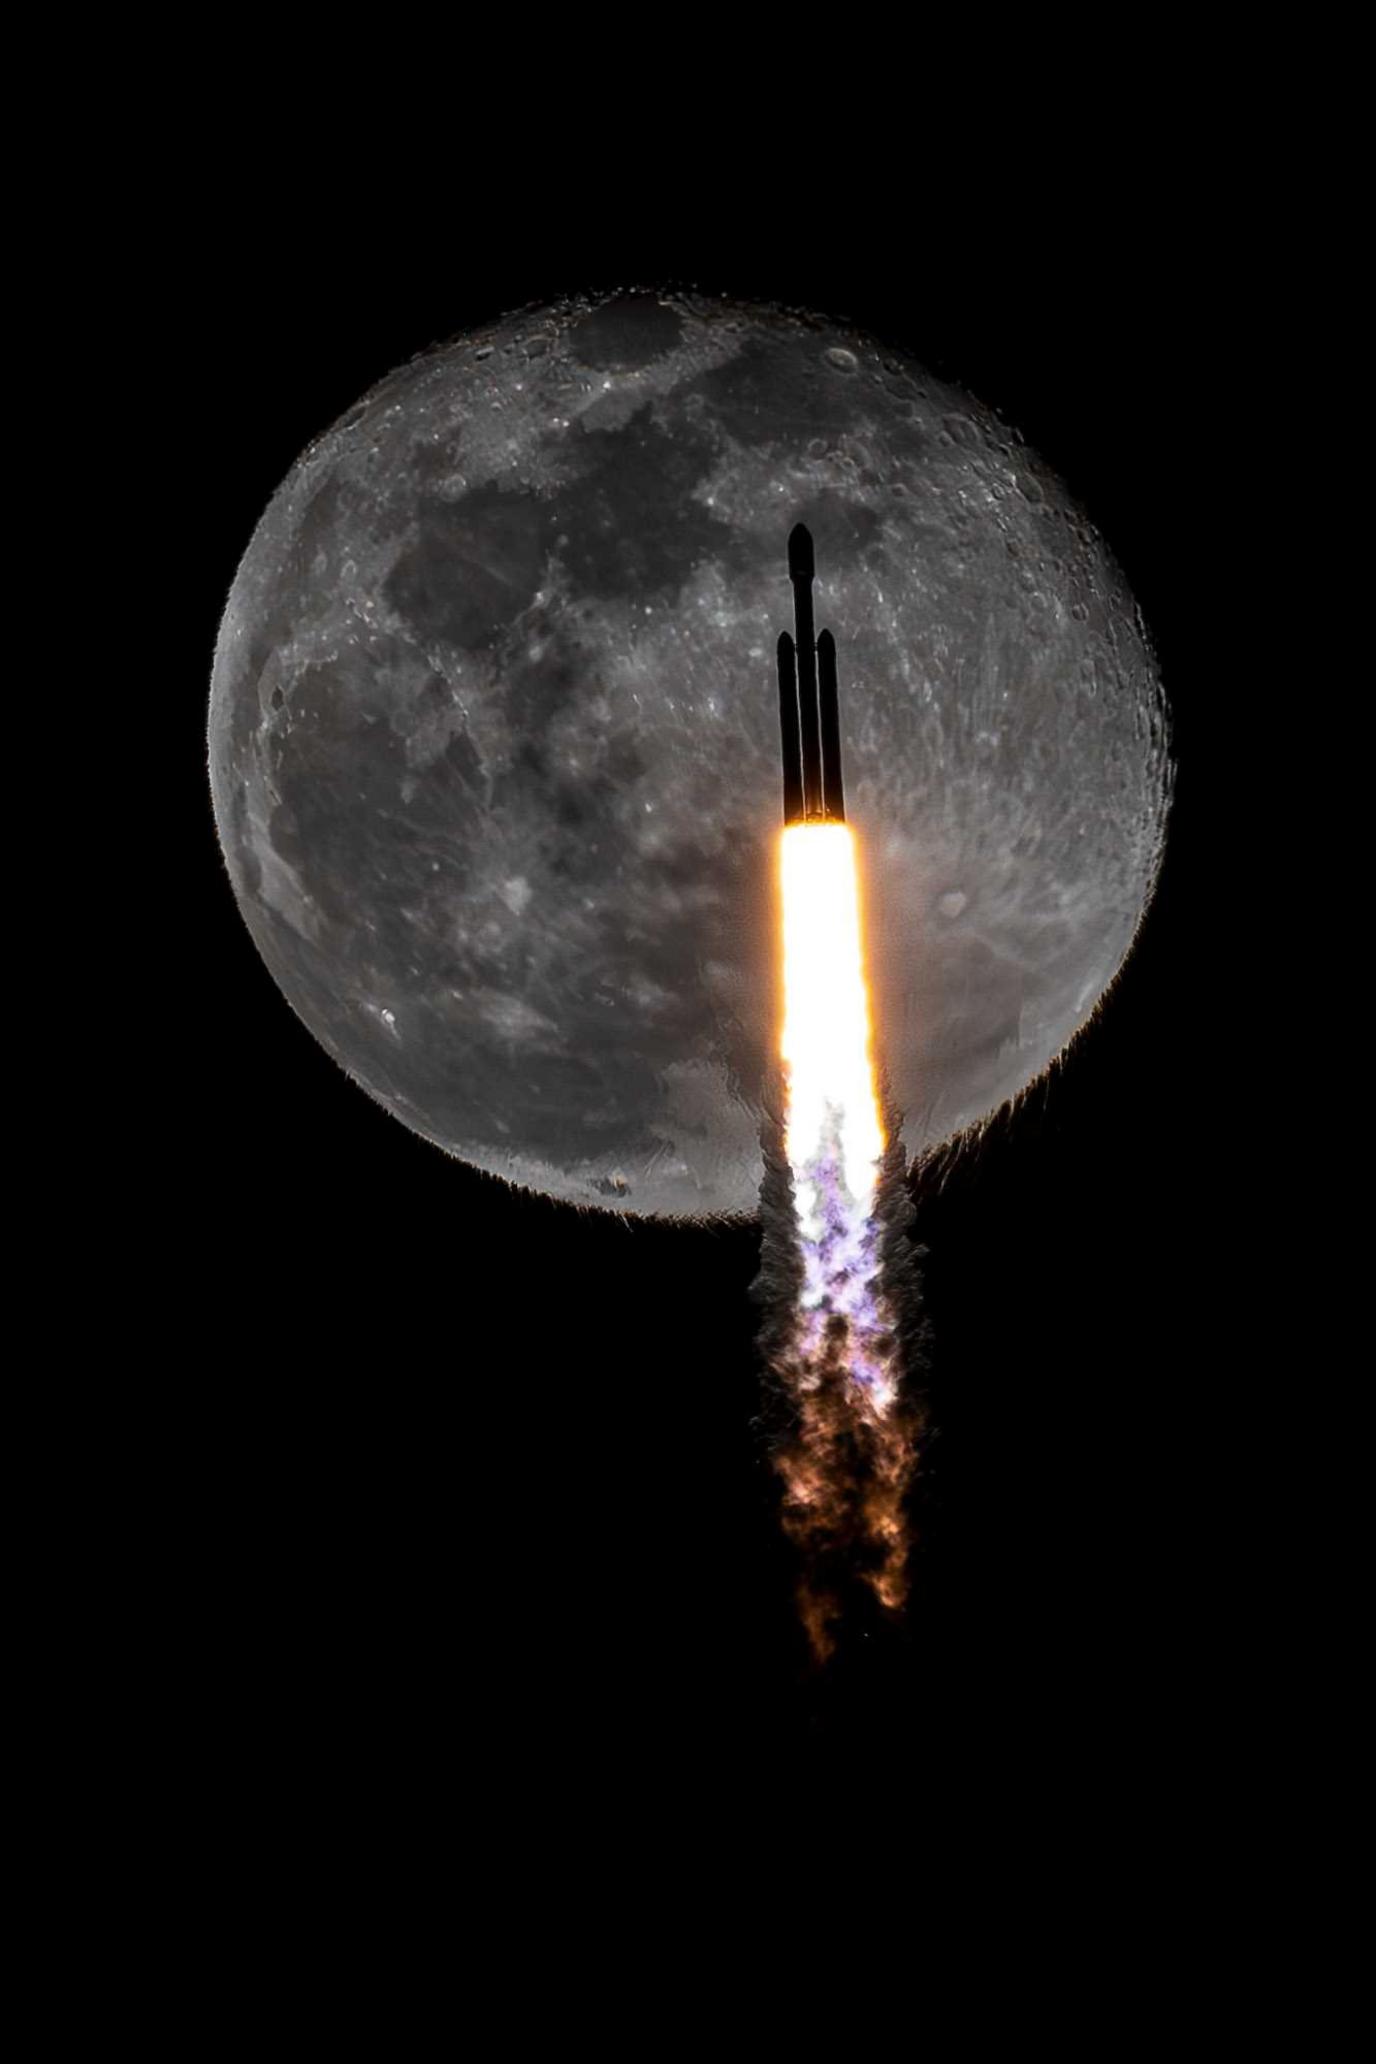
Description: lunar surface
xmin=208 ymin=290 xmax=1171 ymax=1217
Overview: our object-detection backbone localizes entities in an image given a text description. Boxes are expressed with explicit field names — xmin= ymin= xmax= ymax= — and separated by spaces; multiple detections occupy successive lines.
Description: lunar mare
xmin=208 ymin=290 xmax=1171 ymax=1217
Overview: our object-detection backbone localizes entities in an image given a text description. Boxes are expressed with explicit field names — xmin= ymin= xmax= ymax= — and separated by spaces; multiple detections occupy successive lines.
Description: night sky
xmin=161 ymin=195 xmax=1246 ymax=1830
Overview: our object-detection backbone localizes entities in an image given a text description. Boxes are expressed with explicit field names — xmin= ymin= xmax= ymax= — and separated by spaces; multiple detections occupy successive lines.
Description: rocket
xmin=777 ymin=523 xmax=845 ymax=825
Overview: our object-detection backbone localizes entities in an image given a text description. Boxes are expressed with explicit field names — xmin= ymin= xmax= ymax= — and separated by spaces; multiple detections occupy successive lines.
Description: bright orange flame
xmin=779 ymin=823 xmax=885 ymax=1218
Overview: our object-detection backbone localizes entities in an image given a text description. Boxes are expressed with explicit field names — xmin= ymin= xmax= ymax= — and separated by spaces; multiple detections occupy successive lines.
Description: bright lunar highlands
xmin=208 ymin=291 xmax=1171 ymax=1217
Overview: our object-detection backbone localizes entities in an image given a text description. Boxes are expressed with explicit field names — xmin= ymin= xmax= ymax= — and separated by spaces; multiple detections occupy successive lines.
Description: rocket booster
xmin=777 ymin=524 xmax=845 ymax=825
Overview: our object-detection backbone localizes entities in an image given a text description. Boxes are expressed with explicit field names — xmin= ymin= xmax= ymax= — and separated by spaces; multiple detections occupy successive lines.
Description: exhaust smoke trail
xmin=755 ymin=821 xmax=926 ymax=1662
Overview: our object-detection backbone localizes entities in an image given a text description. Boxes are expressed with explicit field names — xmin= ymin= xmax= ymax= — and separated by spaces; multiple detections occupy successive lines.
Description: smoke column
xmin=753 ymin=823 xmax=927 ymax=1662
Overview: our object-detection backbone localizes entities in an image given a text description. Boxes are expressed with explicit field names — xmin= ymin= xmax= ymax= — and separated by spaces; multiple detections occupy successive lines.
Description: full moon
xmin=208 ymin=290 xmax=1171 ymax=1217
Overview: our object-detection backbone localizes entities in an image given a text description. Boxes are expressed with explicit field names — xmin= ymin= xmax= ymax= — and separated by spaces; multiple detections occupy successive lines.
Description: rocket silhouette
xmin=776 ymin=524 xmax=845 ymax=825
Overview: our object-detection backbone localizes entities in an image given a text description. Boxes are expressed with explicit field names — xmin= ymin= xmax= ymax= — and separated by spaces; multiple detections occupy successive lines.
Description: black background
xmin=156 ymin=171 xmax=1258 ymax=1835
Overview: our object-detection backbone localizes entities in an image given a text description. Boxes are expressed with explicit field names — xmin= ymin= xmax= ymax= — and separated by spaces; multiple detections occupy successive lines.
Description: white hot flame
xmin=779 ymin=822 xmax=885 ymax=1230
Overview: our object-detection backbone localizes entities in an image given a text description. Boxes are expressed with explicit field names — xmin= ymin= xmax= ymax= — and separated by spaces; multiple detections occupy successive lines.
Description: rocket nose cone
xmin=788 ymin=523 xmax=814 ymax=582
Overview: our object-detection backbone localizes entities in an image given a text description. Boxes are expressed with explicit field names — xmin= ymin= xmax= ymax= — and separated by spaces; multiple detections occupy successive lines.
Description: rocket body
xmin=777 ymin=524 xmax=846 ymax=826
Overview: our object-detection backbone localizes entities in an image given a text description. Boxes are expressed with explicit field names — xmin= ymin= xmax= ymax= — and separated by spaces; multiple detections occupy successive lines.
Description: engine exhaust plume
xmin=754 ymin=823 xmax=927 ymax=1662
